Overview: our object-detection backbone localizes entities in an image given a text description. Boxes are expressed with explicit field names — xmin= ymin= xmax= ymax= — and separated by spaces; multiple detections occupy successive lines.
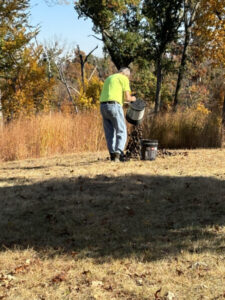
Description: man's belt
xmin=101 ymin=101 xmax=118 ymax=104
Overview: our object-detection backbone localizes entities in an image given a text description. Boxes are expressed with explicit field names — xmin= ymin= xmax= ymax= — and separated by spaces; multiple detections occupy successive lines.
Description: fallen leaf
xmin=14 ymin=265 xmax=29 ymax=274
xmin=51 ymin=272 xmax=67 ymax=283
xmin=12 ymin=259 xmax=40 ymax=275
xmin=176 ymin=269 xmax=184 ymax=276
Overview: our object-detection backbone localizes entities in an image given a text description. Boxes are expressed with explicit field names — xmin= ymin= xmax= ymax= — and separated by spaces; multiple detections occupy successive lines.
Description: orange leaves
xmin=11 ymin=258 xmax=41 ymax=275
xmin=194 ymin=0 xmax=225 ymax=66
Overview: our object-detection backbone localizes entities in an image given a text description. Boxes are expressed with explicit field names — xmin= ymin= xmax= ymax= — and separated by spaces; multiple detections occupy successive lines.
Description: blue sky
xmin=29 ymin=0 xmax=103 ymax=57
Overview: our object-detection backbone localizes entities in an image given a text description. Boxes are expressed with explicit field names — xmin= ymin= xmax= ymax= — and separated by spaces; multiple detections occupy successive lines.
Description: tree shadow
xmin=0 ymin=174 xmax=224 ymax=261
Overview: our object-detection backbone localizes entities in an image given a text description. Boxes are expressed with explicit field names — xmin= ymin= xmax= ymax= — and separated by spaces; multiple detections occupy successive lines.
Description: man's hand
xmin=125 ymin=91 xmax=136 ymax=102
xmin=130 ymin=95 xmax=136 ymax=102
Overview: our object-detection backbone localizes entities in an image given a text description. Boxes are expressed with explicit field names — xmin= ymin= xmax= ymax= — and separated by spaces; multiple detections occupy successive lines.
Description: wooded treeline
xmin=0 ymin=0 xmax=224 ymax=136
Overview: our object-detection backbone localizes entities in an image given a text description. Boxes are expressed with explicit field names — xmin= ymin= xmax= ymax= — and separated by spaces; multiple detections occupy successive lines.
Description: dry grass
xmin=0 ymin=112 xmax=106 ymax=162
xmin=0 ymin=149 xmax=225 ymax=299
xmin=143 ymin=110 xmax=222 ymax=148
xmin=0 ymin=110 xmax=223 ymax=163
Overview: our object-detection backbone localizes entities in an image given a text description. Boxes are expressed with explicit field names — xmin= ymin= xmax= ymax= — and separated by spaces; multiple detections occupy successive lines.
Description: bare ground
xmin=0 ymin=149 xmax=225 ymax=300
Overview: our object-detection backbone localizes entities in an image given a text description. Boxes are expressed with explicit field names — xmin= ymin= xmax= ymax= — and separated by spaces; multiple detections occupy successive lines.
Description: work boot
xmin=119 ymin=152 xmax=127 ymax=162
xmin=110 ymin=152 xmax=120 ymax=162
xmin=110 ymin=153 xmax=115 ymax=161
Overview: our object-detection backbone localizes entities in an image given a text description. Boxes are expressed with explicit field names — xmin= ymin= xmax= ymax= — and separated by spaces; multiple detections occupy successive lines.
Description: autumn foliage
xmin=1 ymin=47 xmax=56 ymax=118
xmin=194 ymin=0 xmax=225 ymax=67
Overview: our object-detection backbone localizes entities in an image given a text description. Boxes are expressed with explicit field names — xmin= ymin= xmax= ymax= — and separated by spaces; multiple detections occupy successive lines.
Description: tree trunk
xmin=154 ymin=56 xmax=162 ymax=114
xmin=173 ymin=0 xmax=200 ymax=110
xmin=79 ymin=54 xmax=85 ymax=88
xmin=222 ymin=94 xmax=225 ymax=147
xmin=173 ymin=29 xmax=190 ymax=110
xmin=0 ymin=89 xmax=3 ymax=128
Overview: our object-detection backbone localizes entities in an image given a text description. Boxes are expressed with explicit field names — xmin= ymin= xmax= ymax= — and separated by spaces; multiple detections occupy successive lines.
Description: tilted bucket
xmin=141 ymin=139 xmax=158 ymax=161
xmin=126 ymin=99 xmax=146 ymax=125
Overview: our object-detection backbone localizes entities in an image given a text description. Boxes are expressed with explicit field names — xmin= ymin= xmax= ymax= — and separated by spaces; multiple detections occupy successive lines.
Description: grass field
xmin=0 ymin=149 xmax=225 ymax=300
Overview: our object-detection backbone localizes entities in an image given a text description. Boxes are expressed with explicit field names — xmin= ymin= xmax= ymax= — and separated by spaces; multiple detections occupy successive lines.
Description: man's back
xmin=100 ymin=73 xmax=130 ymax=106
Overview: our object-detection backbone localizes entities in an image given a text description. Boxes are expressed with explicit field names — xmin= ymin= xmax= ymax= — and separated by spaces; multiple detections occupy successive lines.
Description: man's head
xmin=119 ymin=67 xmax=131 ymax=78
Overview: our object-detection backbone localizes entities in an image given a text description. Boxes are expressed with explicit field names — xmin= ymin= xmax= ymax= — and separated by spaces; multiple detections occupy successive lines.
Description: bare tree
xmin=41 ymin=39 xmax=80 ymax=113
xmin=55 ymin=63 xmax=79 ymax=113
xmin=76 ymin=45 xmax=98 ymax=88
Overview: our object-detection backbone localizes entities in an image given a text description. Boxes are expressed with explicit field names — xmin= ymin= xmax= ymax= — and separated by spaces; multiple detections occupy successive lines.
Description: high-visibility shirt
xmin=100 ymin=73 xmax=131 ymax=106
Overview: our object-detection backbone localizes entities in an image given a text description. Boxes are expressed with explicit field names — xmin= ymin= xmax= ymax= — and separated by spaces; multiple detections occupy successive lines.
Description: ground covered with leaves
xmin=0 ymin=149 xmax=225 ymax=300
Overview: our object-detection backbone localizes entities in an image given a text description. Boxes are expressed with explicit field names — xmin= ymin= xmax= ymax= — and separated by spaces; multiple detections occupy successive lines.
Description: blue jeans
xmin=100 ymin=102 xmax=127 ymax=154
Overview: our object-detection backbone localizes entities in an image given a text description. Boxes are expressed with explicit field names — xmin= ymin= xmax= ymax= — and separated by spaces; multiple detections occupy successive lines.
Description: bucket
xmin=141 ymin=139 xmax=158 ymax=161
xmin=126 ymin=99 xmax=146 ymax=125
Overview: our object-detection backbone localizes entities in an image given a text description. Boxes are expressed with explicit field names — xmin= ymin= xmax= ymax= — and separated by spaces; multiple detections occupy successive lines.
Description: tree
xmin=173 ymin=0 xmax=200 ymax=110
xmin=75 ymin=0 xmax=185 ymax=113
xmin=143 ymin=0 xmax=183 ymax=113
xmin=42 ymin=42 xmax=80 ymax=112
xmin=75 ymin=0 xmax=144 ymax=69
xmin=1 ymin=46 xmax=56 ymax=118
xmin=194 ymin=0 xmax=225 ymax=67
xmin=76 ymin=45 xmax=98 ymax=87
xmin=0 ymin=0 xmax=38 ymax=118
xmin=194 ymin=0 xmax=225 ymax=142
xmin=0 ymin=0 xmax=36 ymax=77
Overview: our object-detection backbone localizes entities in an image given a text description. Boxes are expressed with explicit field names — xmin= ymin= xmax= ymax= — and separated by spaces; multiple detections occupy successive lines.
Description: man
xmin=100 ymin=67 xmax=136 ymax=162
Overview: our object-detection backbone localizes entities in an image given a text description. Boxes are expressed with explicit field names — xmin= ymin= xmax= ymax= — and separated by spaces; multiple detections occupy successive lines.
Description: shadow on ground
xmin=0 ymin=174 xmax=224 ymax=261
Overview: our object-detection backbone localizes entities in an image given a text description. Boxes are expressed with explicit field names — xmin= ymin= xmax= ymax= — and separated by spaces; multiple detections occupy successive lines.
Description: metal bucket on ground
xmin=141 ymin=139 xmax=158 ymax=160
xmin=126 ymin=99 xmax=146 ymax=125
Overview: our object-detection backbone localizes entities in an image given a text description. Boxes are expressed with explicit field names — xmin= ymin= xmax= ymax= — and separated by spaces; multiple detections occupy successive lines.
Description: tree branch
xmin=88 ymin=35 xmax=103 ymax=41
xmin=84 ymin=45 xmax=98 ymax=64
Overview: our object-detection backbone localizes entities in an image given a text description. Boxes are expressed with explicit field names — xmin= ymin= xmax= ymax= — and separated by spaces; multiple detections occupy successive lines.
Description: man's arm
xmin=124 ymin=91 xmax=136 ymax=102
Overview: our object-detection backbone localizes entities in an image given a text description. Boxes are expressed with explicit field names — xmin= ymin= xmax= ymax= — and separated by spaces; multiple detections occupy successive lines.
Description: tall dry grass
xmin=143 ymin=109 xmax=222 ymax=148
xmin=0 ymin=111 xmax=106 ymax=162
xmin=0 ymin=109 xmax=222 ymax=162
